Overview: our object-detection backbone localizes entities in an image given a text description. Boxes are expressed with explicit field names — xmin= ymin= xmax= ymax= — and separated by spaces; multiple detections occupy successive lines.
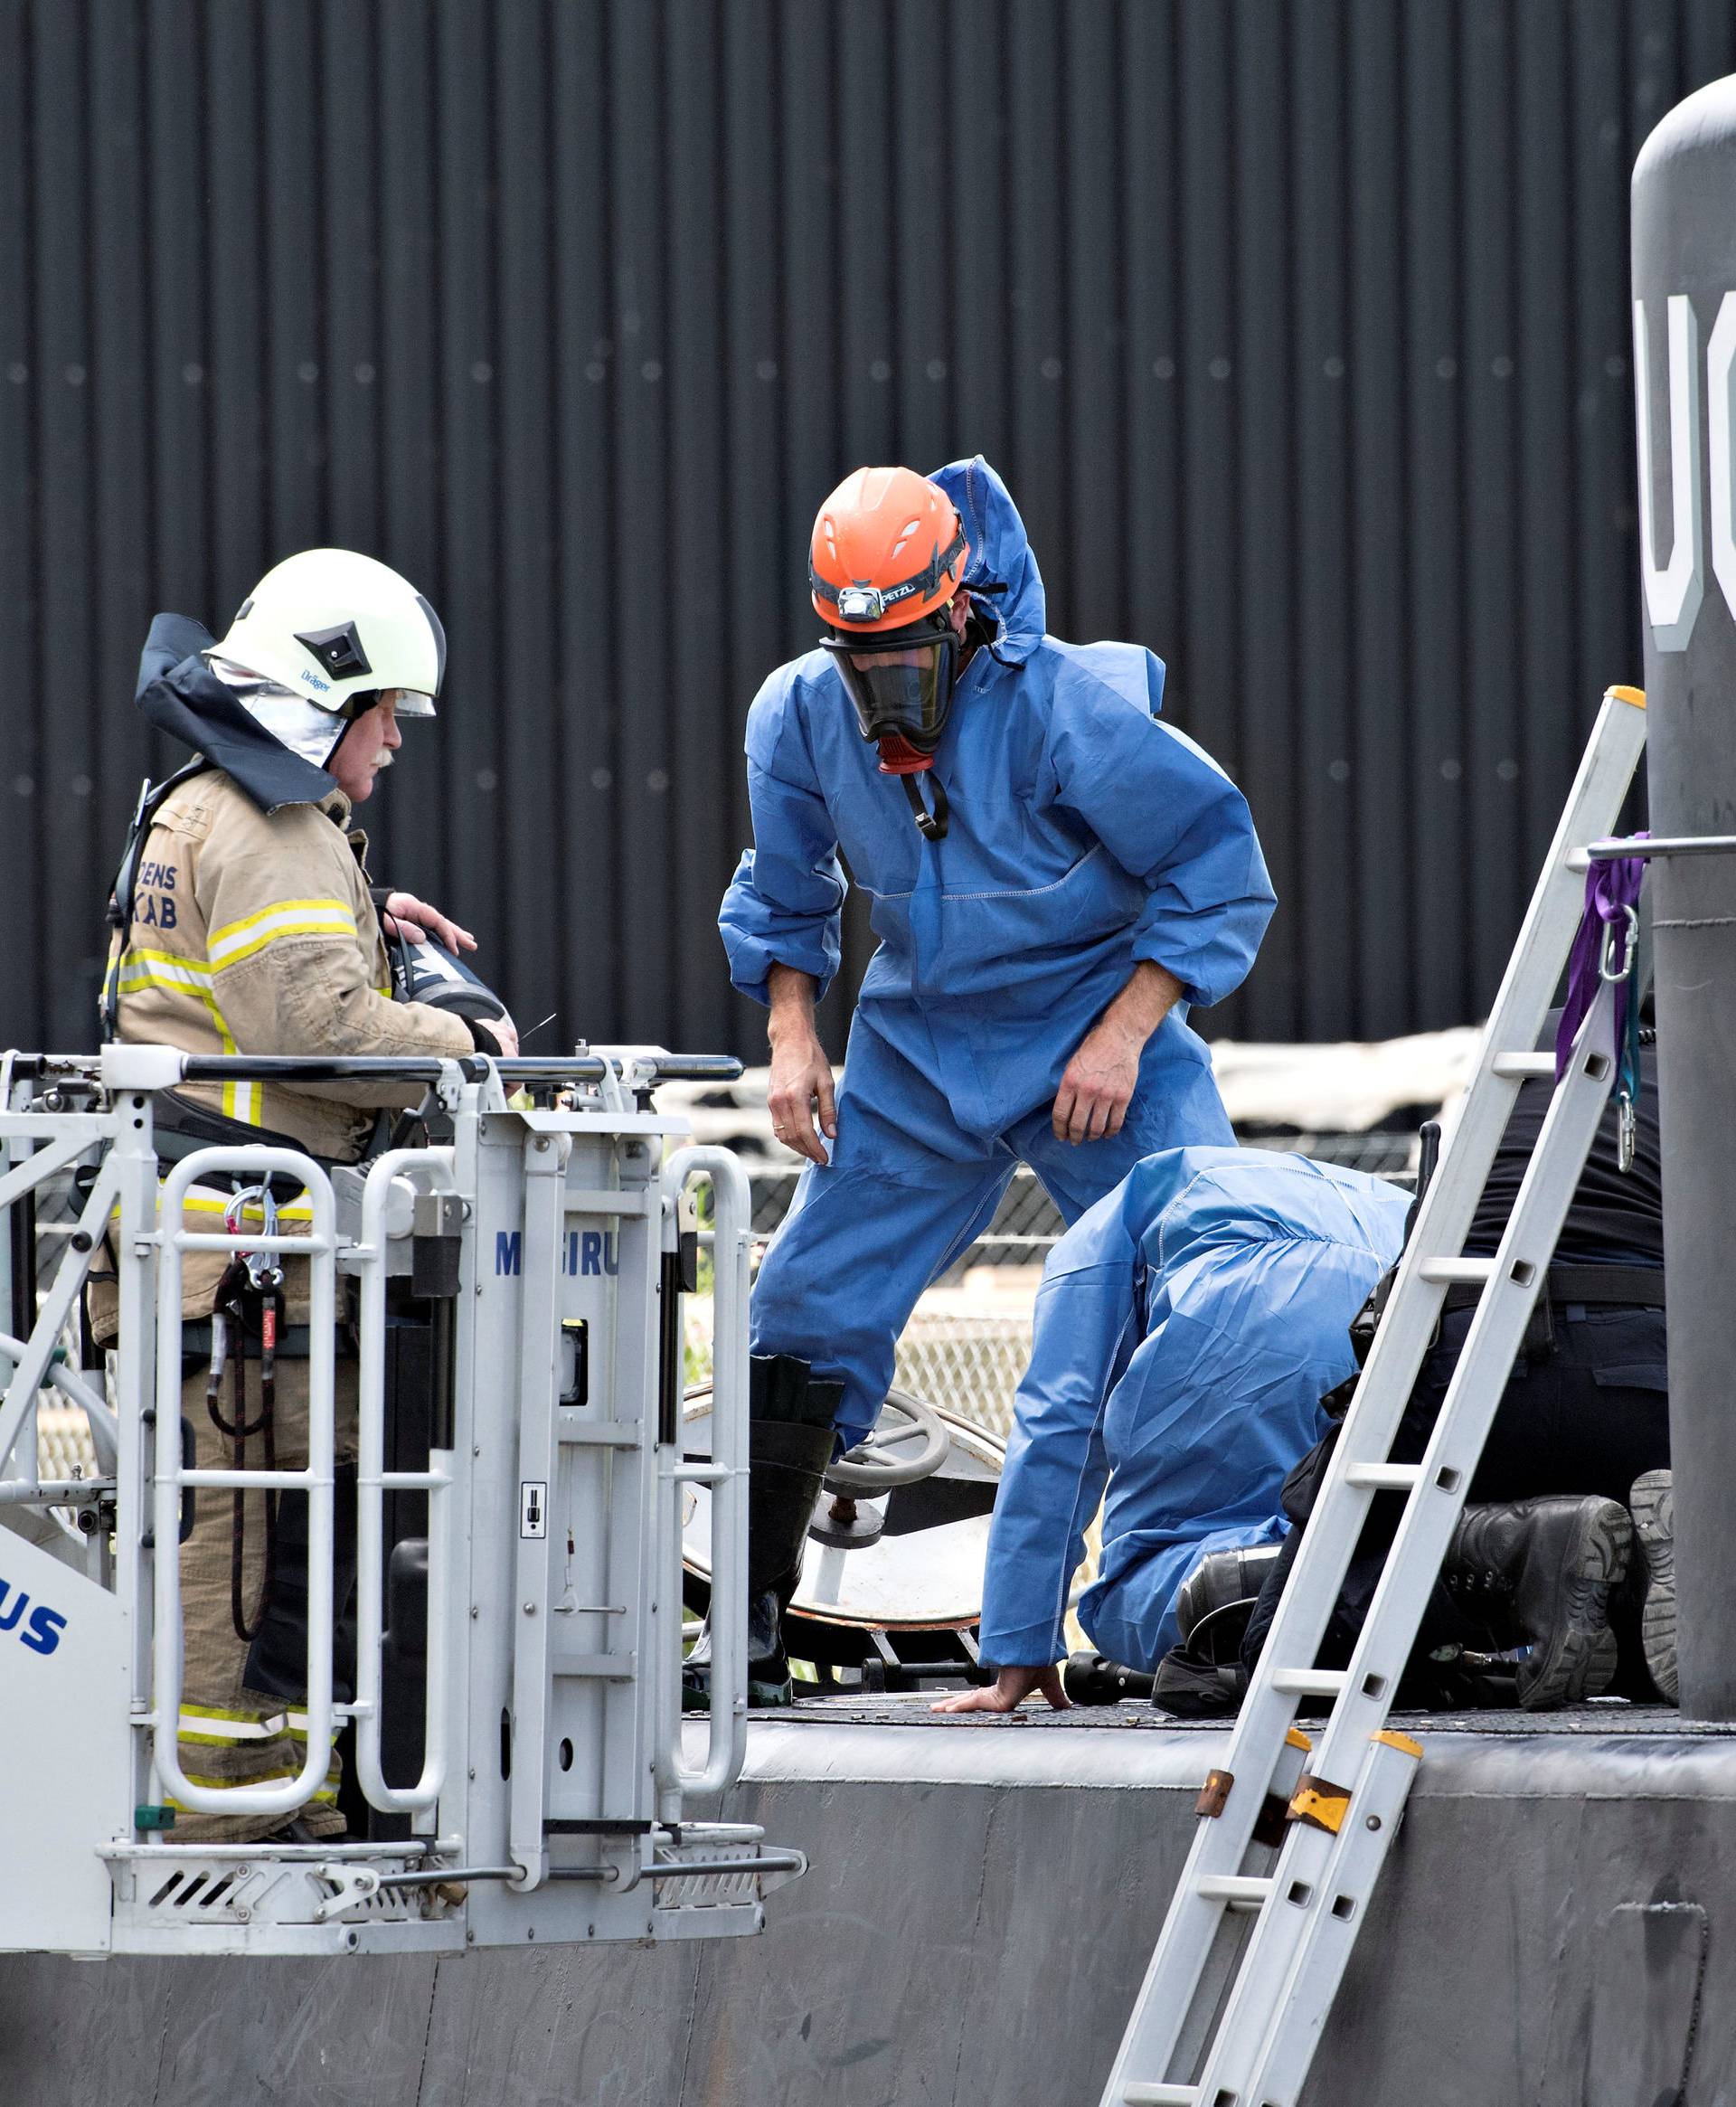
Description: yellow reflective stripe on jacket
xmin=286 ymin=1712 xmax=344 ymax=1749
xmin=180 ymin=1186 xmax=316 ymax=1224
xmin=116 ymin=949 xmax=215 ymax=997
xmin=117 ymin=948 xmax=238 ymax=1051
xmin=180 ymin=1700 xmax=284 ymax=1727
xmin=176 ymin=1706 xmax=290 ymax=1745
xmin=208 ymin=898 xmax=357 ymax=970
xmin=120 ymin=931 xmax=344 ymax=1129
xmin=167 ymin=1775 xmax=340 ymax=1802
xmin=117 ymin=950 xmax=242 ymax=1087
xmin=203 ymin=894 xmax=361 ymax=1118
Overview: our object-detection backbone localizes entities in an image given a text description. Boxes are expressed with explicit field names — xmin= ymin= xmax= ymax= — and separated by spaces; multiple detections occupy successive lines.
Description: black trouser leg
xmin=1241 ymin=1463 xmax=1481 ymax=1683
xmin=1243 ymin=1308 xmax=1670 ymax=1687
xmin=245 ymin=1460 xmax=361 ymax=1703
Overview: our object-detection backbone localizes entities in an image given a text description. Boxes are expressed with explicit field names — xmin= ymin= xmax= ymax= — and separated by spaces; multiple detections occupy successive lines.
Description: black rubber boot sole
xmin=1630 ymin=1469 xmax=1677 ymax=1705
xmin=683 ymin=1665 xmax=794 ymax=1711
xmin=1515 ymin=1498 xmax=1632 ymax=1711
xmin=1151 ymin=1648 xmax=1246 ymax=1719
xmin=747 ymin=1667 xmax=795 ymax=1708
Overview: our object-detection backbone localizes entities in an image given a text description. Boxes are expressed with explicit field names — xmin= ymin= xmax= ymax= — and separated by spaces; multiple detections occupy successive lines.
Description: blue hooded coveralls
xmin=979 ymin=1148 xmax=1410 ymax=1672
xmin=719 ymin=459 xmax=1278 ymax=1447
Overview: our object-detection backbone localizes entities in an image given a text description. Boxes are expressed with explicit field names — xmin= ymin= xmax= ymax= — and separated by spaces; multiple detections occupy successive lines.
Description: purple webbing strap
xmin=1554 ymin=846 xmax=1646 ymax=1082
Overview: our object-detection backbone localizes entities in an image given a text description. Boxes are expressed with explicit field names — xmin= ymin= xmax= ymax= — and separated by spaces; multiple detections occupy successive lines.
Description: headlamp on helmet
xmin=835 ymin=584 xmax=884 ymax=625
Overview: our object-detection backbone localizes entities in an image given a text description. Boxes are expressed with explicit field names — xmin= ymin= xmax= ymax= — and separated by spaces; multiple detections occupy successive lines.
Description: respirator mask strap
xmin=900 ymin=771 xmax=949 ymax=842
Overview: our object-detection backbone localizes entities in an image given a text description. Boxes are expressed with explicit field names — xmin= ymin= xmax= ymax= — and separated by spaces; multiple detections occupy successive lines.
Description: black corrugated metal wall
xmin=1 ymin=0 xmax=1730 ymax=1064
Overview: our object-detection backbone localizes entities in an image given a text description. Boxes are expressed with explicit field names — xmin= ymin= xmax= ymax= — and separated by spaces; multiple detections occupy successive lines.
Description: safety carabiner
xmin=254 ymin=1186 xmax=285 ymax=1291
xmin=1599 ymin=902 xmax=1640 ymax=984
xmin=1617 ymin=1093 xmax=1638 ymax=1175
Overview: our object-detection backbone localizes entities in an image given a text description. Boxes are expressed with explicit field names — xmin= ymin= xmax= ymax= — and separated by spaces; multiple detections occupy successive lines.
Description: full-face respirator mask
xmin=817 ymin=601 xmax=963 ymax=842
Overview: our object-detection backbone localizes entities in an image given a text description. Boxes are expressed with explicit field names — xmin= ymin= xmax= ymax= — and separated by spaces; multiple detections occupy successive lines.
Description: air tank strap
xmin=901 ymin=770 xmax=949 ymax=842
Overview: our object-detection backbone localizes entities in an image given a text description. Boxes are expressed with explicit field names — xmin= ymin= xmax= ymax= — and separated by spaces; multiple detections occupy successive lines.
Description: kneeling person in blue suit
xmin=704 ymin=458 xmax=1277 ymax=1706
xmin=934 ymin=1149 xmax=1409 ymax=1715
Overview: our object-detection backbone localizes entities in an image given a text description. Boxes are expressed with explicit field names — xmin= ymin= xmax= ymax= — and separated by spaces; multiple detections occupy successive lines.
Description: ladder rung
xmin=552 ymin=1653 xmax=636 ymax=1679
xmin=1492 ymin=1051 xmax=1555 ymax=1079
xmin=1344 ymin=1461 xmax=1424 ymax=1491
xmin=1270 ymin=1668 xmax=1348 ymax=1697
xmin=1419 ymin=1257 xmax=1495 ymax=1285
xmin=1195 ymin=1874 xmax=1275 ymax=1912
xmin=1123 ymin=2086 xmax=1198 ymax=2106
xmin=561 ymin=1422 xmax=639 ymax=1448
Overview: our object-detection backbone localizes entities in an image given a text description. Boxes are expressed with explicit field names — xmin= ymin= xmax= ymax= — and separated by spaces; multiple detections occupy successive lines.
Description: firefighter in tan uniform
xmin=95 ymin=550 xmax=517 ymax=1842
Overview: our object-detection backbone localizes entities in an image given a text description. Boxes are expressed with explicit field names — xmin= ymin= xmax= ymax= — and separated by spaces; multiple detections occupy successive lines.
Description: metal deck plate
xmin=778 ymin=1692 xmax=1731 ymax=1734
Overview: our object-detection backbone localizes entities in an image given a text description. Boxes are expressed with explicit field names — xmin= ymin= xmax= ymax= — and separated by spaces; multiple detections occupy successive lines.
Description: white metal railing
xmin=657 ymin=1146 xmax=751 ymax=1804
xmin=351 ymin=1147 xmax=458 ymax=1818
xmin=150 ymin=1146 xmax=339 ymax=1819
xmin=0 ymin=1337 xmax=118 ymax=1491
xmin=0 ymin=1139 xmax=122 ymax=1489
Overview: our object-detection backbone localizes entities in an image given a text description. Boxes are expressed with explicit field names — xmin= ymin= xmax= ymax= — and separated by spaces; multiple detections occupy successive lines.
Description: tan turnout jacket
xmin=94 ymin=768 xmax=474 ymax=1337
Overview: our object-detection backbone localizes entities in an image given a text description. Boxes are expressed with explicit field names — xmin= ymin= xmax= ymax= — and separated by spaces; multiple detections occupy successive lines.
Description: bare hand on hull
xmin=929 ymin=1664 xmax=1071 ymax=1714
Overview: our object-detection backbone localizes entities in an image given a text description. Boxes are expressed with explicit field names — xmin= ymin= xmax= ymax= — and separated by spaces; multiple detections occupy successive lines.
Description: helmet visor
xmin=821 ymin=626 xmax=958 ymax=751
xmin=335 ymin=685 xmax=437 ymax=722
xmin=382 ymin=686 xmax=437 ymax=719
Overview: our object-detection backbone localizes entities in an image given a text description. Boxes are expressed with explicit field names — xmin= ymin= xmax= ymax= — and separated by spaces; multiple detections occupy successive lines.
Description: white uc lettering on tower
xmin=1634 ymin=291 xmax=1736 ymax=647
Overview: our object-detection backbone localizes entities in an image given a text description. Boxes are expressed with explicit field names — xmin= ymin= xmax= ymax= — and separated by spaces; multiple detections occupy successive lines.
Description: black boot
xmin=1146 ymin=1544 xmax=1281 ymax=1719
xmin=1444 ymin=1496 xmax=1632 ymax=1711
xmin=684 ymin=1357 xmax=839 ymax=1712
xmin=1629 ymin=1469 xmax=1677 ymax=1703
xmin=1174 ymin=1542 xmax=1282 ymax=1661
xmin=1151 ymin=1647 xmax=1247 ymax=1719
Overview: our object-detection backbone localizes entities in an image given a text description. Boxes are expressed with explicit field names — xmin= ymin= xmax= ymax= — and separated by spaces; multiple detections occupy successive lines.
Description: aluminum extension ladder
xmin=1100 ymin=685 xmax=1649 ymax=2107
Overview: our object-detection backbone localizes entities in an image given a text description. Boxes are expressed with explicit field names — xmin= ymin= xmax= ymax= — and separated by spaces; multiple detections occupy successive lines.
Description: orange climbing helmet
xmin=808 ymin=466 xmax=969 ymax=634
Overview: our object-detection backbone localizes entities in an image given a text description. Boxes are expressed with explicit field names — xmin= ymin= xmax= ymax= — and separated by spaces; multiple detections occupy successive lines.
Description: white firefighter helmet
xmin=212 ymin=549 xmax=446 ymax=718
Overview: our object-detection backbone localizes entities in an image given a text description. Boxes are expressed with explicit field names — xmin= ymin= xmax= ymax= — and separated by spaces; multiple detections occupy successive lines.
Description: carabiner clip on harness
xmin=1599 ymin=902 xmax=1644 ymax=1174
xmin=1557 ymin=847 xmax=1647 ymax=1175
xmin=205 ymin=1185 xmax=286 ymax=1642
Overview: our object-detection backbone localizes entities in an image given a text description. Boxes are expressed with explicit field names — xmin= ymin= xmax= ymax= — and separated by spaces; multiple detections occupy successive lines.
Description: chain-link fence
xmin=749 ymin=1131 xmax=1416 ymax=1261
xmin=720 ymin=1129 xmax=1420 ymax=1439
xmin=892 ymin=1318 xmax=1033 ymax=1441
xmin=667 ymin=1037 xmax=1457 ymax=1435
xmin=27 ymin=1128 xmax=1420 ymax=1479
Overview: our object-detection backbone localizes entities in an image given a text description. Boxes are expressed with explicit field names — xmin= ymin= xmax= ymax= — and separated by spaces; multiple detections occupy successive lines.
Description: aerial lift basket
xmin=0 ymin=1044 xmax=806 ymax=1959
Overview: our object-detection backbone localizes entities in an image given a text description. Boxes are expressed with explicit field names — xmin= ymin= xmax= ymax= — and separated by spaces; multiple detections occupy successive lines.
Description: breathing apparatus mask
xmin=818 ymin=602 xmax=962 ymax=842
xmin=387 ymin=927 xmax=514 ymax=1063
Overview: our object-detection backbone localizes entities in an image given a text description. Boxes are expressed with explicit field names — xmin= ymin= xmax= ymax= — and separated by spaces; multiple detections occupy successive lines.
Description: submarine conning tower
xmin=1633 ymin=71 xmax=1736 ymax=1722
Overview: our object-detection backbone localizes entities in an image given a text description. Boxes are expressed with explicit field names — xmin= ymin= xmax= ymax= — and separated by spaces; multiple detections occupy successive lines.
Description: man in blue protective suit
xmin=700 ymin=459 xmax=1276 ymax=1707
xmin=932 ymin=1148 xmax=1410 ymax=1715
